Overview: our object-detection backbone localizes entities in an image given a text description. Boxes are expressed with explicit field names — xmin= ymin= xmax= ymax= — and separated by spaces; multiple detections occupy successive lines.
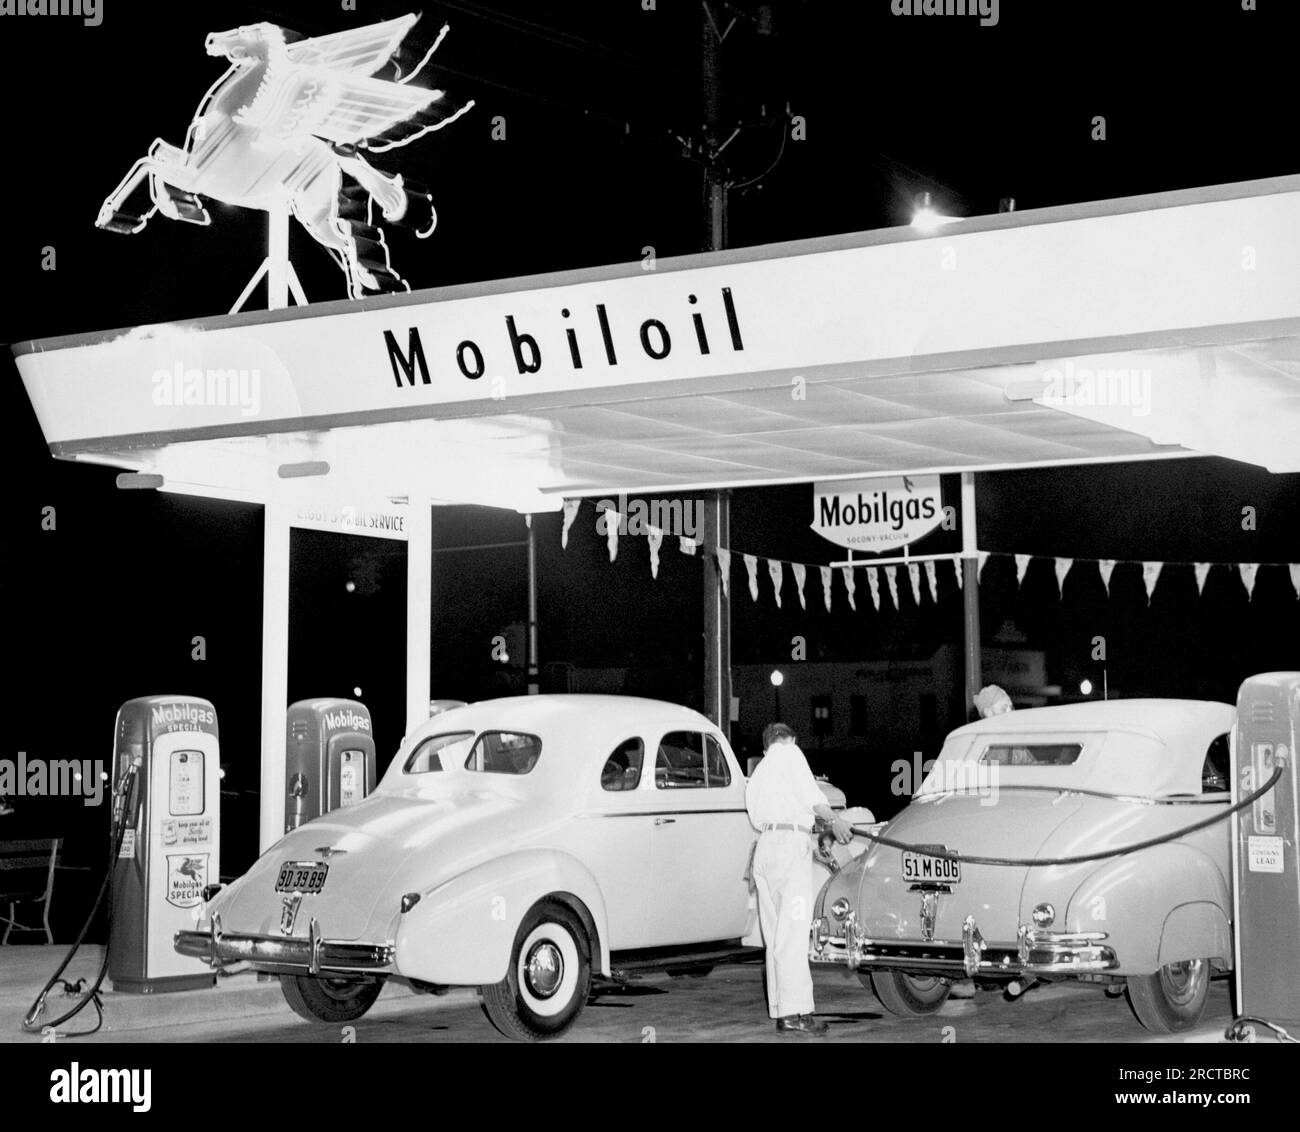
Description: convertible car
xmin=177 ymin=695 xmax=851 ymax=1040
xmin=810 ymin=699 xmax=1236 ymax=1033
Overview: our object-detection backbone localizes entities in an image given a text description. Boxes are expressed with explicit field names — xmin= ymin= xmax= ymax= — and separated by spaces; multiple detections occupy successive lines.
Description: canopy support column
xmin=406 ymin=495 xmax=433 ymax=733
xmin=258 ymin=499 xmax=291 ymax=852
xmin=961 ymin=472 xmax=982 ymax=720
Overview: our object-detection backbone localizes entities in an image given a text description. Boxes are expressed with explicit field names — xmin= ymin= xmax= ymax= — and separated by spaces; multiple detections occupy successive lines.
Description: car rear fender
xmin=1063 ymin=844 xmax=1230 ymax=974
xmin=392 ymin=849 xmax=610 ymax=986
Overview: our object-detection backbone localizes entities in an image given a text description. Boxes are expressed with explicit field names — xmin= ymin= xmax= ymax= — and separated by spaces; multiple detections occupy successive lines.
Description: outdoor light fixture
xmin=770 ymin=670 xmax=785 ymax=687
xmin=910 ymin=191 xmax=957 ymax=232
xmin=277 ymin=461 xmax=331 ymax=479
xmin=1080 ymin=679 xmax=1094 ymax=695
xmin=353 ymin=687 xmax=363 ymax=698
xmin=115 ymin=473 xmax=164 ymax=490
xmin=345 ymin=581 xmax=356 ymax=593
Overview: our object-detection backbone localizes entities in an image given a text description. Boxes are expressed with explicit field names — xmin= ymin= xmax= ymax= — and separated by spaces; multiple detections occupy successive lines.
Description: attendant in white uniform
xmin=745 ymin=722 xmax=853 ymax=1035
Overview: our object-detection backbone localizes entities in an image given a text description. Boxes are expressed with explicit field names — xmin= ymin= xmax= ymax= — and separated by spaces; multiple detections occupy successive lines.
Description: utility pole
xmin=701 ymin=3 xmax=731 ymax=737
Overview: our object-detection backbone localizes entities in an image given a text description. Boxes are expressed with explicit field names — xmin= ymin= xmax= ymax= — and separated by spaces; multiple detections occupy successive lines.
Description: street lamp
xmin=770 ymin=669 xmax=784 ymax=721
xmin=1079 ymin=678 xmax=1094 ymax=696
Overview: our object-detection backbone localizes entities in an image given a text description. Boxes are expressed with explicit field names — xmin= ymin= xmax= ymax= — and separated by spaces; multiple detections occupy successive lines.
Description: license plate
xmin=274 ymin=861 xmax=328 ymax=894
xmin=902 ymin=851 xmax=960 ymax=885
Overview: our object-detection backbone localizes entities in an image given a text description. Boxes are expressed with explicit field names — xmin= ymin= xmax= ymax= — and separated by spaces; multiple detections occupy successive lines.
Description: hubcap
xmin=1160 ymin=959 xmax=1204 ymax=1005
xmin=524 ymin=940 xmax=564 ymax=999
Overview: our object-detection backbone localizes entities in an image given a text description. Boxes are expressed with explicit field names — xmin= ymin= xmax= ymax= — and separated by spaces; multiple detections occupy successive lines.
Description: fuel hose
xmin=21 ymin=765 xmax=137 ymax=1037
xmin=847 ymin=761 xmax=1285 ymax=868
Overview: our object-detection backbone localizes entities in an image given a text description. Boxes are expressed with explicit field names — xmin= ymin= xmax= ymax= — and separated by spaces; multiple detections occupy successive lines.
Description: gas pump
xmin=108 ymin=696 xmax=221 ymax=994
xmin=284 ymin=698 xmax=376 ymax=833
xmin=1232 ymin=672 xmax=1300 ymax=1030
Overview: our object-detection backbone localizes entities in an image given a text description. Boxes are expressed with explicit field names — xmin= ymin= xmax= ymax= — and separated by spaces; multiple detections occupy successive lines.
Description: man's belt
xmin=761 ymin=822 xmax=814 ymax=834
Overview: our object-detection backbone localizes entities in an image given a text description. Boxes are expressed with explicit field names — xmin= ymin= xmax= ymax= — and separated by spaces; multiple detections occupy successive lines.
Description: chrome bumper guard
xmin=810 ymin=912 xmax=1117 ymax=977
xmin=175 ymin=914 xmax=395 ymax=976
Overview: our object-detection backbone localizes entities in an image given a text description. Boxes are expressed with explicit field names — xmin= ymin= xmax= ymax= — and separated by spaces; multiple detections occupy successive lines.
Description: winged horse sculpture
xmin=96 ymin=14 xmax=474 ymax=299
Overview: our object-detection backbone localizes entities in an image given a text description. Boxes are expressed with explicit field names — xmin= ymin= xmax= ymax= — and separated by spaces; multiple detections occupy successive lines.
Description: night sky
xmin=2 ymin=1 xmax=1299 ymax=904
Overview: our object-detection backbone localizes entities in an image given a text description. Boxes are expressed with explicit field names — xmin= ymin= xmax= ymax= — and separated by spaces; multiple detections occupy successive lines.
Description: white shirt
xmin=745 ymin=740 xmax=827 ymax=830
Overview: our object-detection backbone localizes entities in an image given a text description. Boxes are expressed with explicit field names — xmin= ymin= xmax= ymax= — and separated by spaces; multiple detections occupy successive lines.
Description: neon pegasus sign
xmin=96 ymin=14 xmax=474 ymax=299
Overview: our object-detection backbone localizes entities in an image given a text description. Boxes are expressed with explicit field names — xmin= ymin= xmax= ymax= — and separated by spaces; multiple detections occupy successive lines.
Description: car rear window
xmin=464 ymin=731 xmax=542 ymax=774
xmin=979 ymin=743 xmax=1082 ymax=767
xmin=403 ymin=732 xmax=474 ymax=773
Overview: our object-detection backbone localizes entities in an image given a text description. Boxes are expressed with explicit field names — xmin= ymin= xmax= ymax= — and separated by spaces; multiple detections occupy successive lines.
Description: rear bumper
xmin=810 ymin=912 xmax=1118 ymax=977
xmin=175 ymin=914 xmax=395 ymax=976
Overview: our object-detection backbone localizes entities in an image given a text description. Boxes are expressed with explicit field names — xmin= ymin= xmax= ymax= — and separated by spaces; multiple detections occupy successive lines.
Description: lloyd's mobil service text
xmin=383 ymin=286 xmax=745 ymax=388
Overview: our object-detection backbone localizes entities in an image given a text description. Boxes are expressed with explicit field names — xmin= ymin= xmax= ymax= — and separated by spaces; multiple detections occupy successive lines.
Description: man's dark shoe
xmin=775 ymin=1014 xmax=829 ymax=1035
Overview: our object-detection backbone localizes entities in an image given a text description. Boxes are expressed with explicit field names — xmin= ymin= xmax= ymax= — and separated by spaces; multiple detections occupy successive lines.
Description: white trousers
xmin=753 ymin=829 xmax=814 ymax=1019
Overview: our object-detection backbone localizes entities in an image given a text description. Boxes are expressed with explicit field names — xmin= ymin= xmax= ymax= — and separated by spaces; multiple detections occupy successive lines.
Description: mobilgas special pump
xmin=108 ymin=696 xmax=221 ymax=994
xmin=1231 ymin=672 xmax=1300 ymax=1037
xmin=284 ymin=698 xmax=376 ymax=833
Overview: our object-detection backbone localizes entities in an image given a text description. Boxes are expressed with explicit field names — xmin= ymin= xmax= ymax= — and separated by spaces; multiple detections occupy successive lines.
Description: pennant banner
xmin=924 ymin=559 xmax=939 ymax=603
xmin=792 ymin=562 xmax=807 ymax=610
xmin=1054 ymin=557 xmax=1073 ymax=597
xmin=1142 ymin=561 xmax=1162 ymax=603
xmin=744 ymin=554 xmax=760 ymax=602
xmin=819 ymin=565 xmax=833 ymax=613
xmin=953 ymin=557 xmax=963 ymax=590
xmin=1098 ymin=559 xmax=1116 ymax=595
xmin=977 ymin=551 xmax=989 ymax=581
xmin=716 ymin=547 xmax=731 ymax=599
xmin=907 ymin=562 xmax=921 ymax=607
xmin=866 ymin=566 xmax=881 ymax=611
xmin=1014 ymin=554 xmax=1031 ymax=587
xmin=679 ymin=536 xmax=698 ymax=556
xmin=768 ymin=559 xmax=784 ymax=608
xmin=842 ymin=565 xmax=857 ymax=611
xmin=884 ymin=565 xmax=899 ymax=610
xmin=605 ymin=511 xmax=620 ymax=563
xmin=647 ymin=525 xmax=663 ymax=579
xmin=1194 ymin=562 xmax=1211 ymax=595
xmin=1239 ymin=562 xmax=1259 ymax=600
xmin=561 ymin=498 xmax=581 ymax=549
xmin=1291 ymin=564 xmax=1300 ymax=600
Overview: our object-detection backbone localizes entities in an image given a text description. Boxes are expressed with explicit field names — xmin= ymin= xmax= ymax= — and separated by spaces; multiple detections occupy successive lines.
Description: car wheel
xmin=1126 ymin=958 xmax=1211 ymax=1033
xmin=864 ymin=970 xmax=952 ymax=1016
xmin=279 ymin=975 xmax=384 ymax=1023
xmin=481 ymin=899 xmax=592 ymax=1041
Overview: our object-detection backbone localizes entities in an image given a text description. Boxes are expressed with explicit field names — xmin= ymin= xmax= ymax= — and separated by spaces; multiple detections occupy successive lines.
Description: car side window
xmin=655 ymin=731 xmax=706 ymax=789
xmin=980 ymin=743 xmax=1082 ymax=767
xmin=704 ymin=736 xmax=732 ymax=787
xmin=601 ymin=738 xmax=645 ymax=792
xmin=465 ymin=731 xmax=542 ymax=774
xmin=403 ymin=731 xmax=474 ymax=773
xmin=1202 ymin=733 xmax=1230 ymax=793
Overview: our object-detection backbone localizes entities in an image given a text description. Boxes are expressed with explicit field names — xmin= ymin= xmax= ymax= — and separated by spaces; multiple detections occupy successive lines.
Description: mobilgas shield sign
xmin=811 ymin=475 xmax=944 ymax=552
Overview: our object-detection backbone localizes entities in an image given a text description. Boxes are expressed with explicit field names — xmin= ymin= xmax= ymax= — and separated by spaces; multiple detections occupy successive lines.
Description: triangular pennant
xmin=678 ymin=535 xmax=698 ymax=555
xmin=907 ymin=562 xmax=922 ymax=607
xmin=884 ymin=565 xmax=900 ymax=610
xmin=866 ymin=567 xmax=881 ymax=611
xmin=561 ymin=498 xmax=581 ymax=549
xmin=1239 ymin=562 xmax=1259 ymax=600
xmin=1194 ymin=562 xmax=1211 ymax=595
xmin=924 ymin=560 xmax=939 ymax=603
xmin=1014 ymin=554 xmax=1031 ymax=587
xmin=1142 ymin=561 xmax=1162 ymax=603
xmin=716 ymin=547 xmax=731 ymax=600
xmin=743 ymin=554 xmax=760 ymax=602
xmin=792 ymin=562 xmax=807 ymax=610
xmin=605 ymin=511 xmax=620 ymax=563
xmin=841 ymin=565 xmax=857 ymax=611
xmin=1054 ymin=557 xmax=1073 ymax=597
xmin=768 ymin=559 xmax=784 ymax=608
xmin=1290 ymin=564 xmax=1300 ymax=600
xmin=819 ymin=565 xmax=833 ymax=613
xmin=952 ymin=557 xmax=963 ymax=591
xmin=1098 ymin=559 xmax=1116 ymax=595
xmin=647 ymin=525 xmax=663 ymax=580
xmin=977 ymin=551 xmax=990 ymax=581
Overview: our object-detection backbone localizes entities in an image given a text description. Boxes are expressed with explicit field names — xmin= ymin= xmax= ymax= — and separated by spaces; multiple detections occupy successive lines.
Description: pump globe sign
xmin=811 ymin=475 xmax=945 ymax=551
